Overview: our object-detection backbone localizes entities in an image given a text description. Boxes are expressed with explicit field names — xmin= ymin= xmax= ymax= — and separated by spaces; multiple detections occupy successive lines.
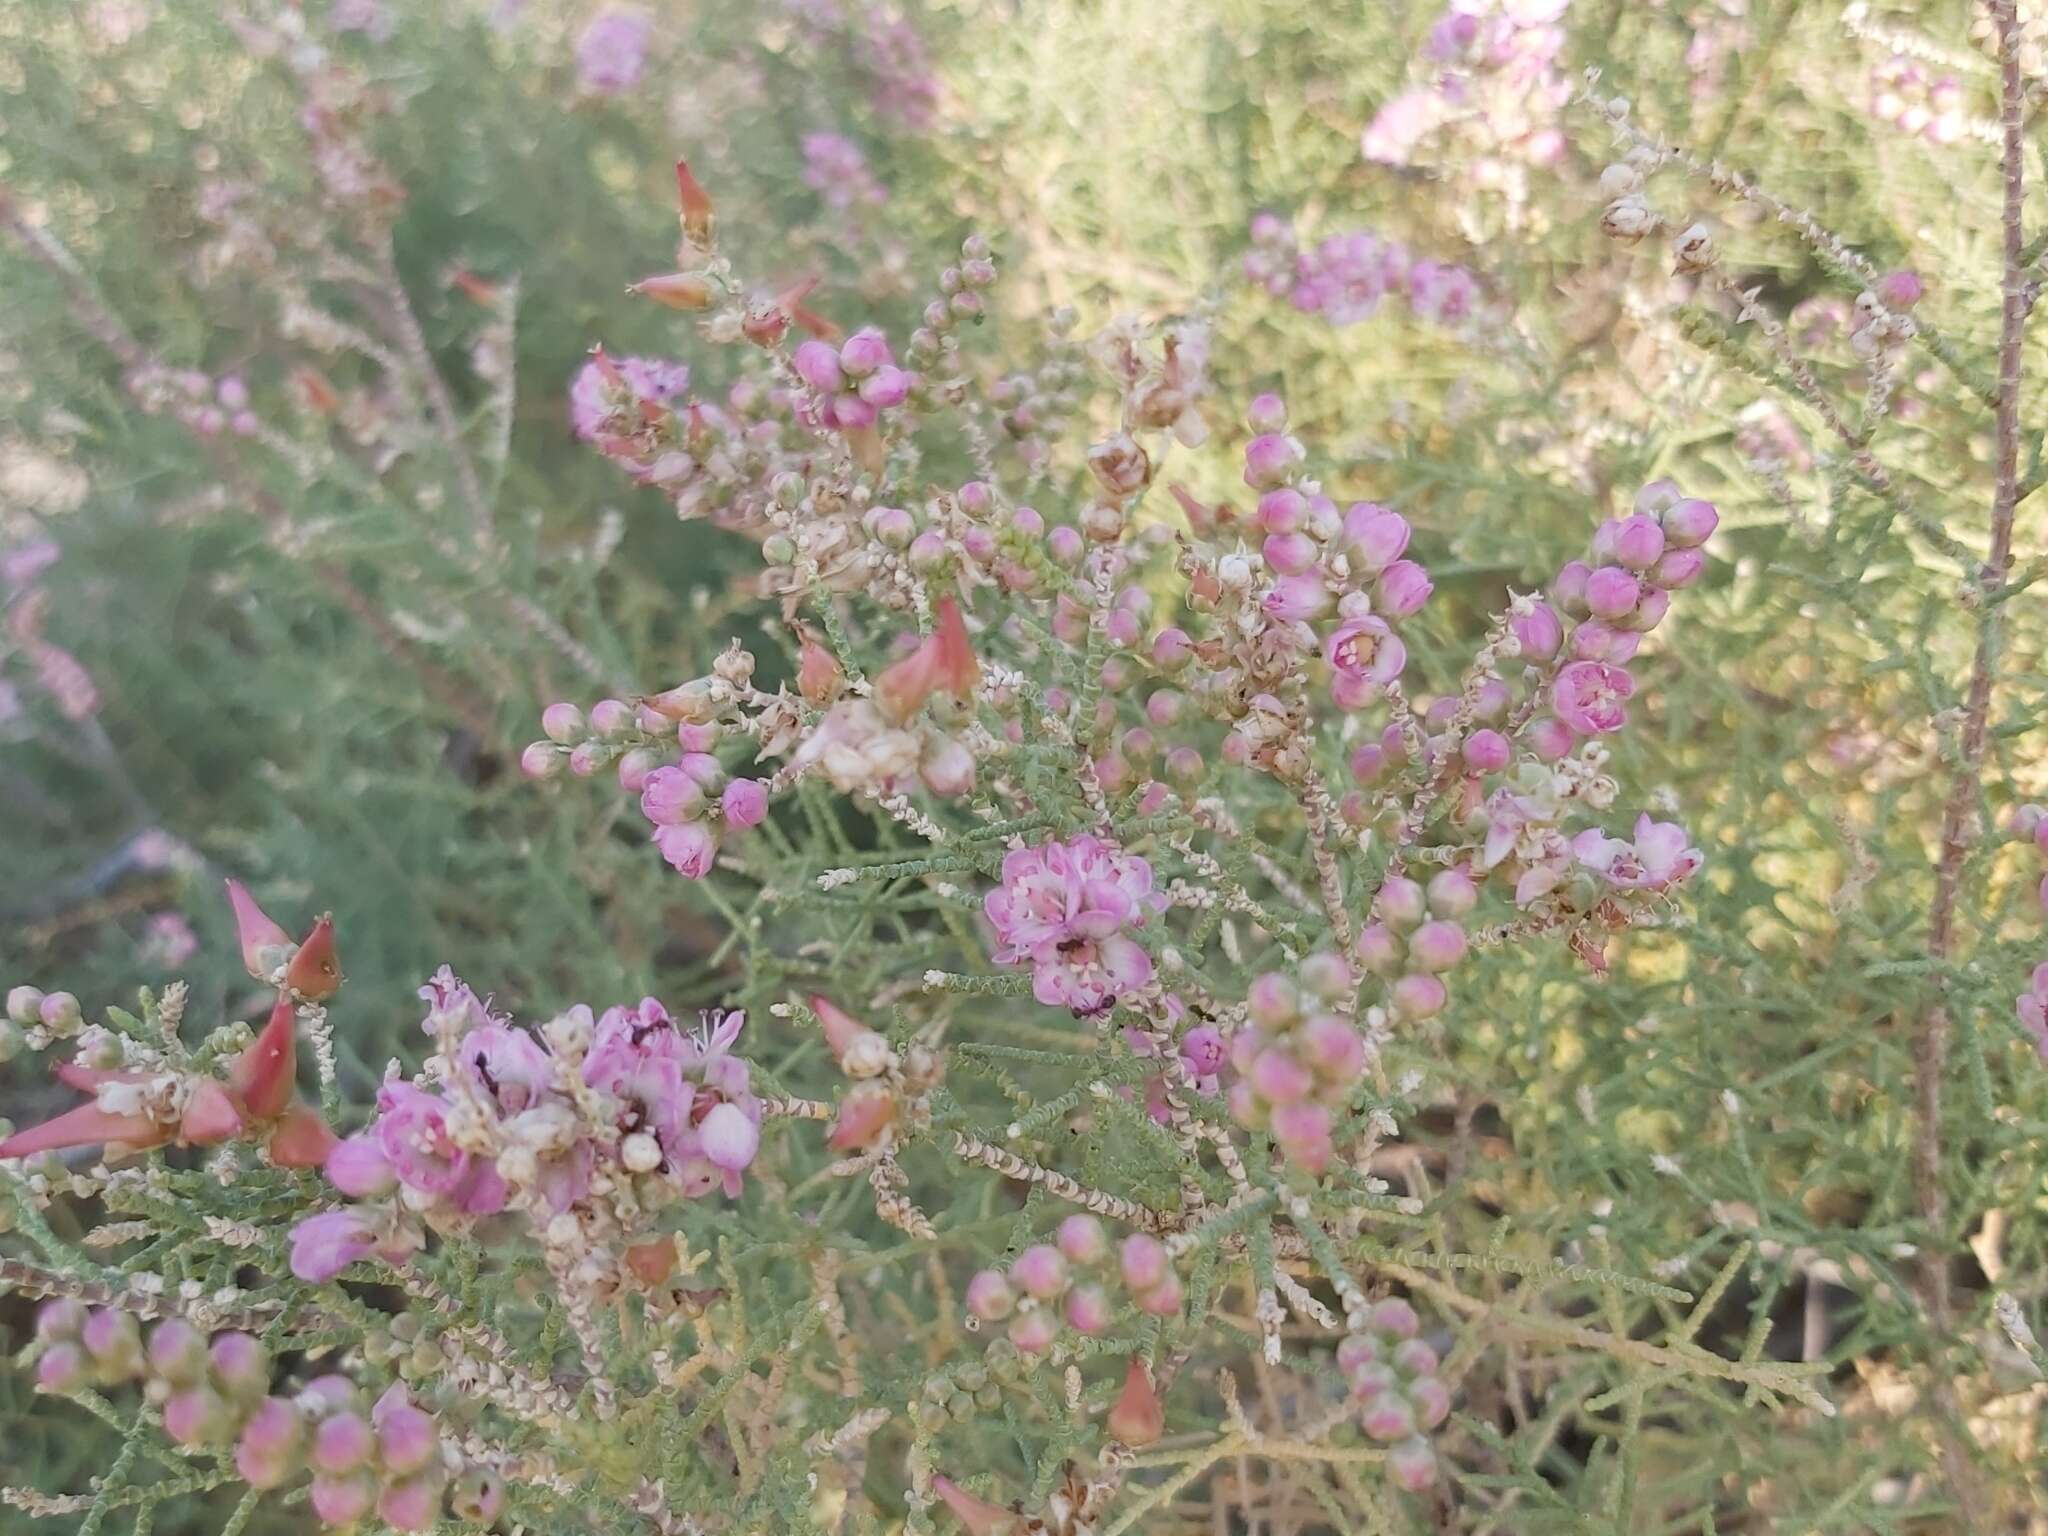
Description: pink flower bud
xmin=699 ymin=1101 xmax=759 ymax=1171
xmin=209 ymin=1333 xmax=269 ymax=1400
xmin=654 ymin=821 xmax=719 ymax=878
xmin=1461 ymin=729 xmax=1510 ymax=774
xmin=82 ymin=1307 xmax=140 ymax=1367
xmin=236 ymin=1398 xmax=303 ymax=1488
xmin=1393 ymin=1337 xmax=1440 ymax=1376
xmin=1376 ymin=876 xmax=1427 ymax=930
xmin=1387 ymin=1436 xmax=1439 ymax=1490
xmin=519 ymin=742 xmax=561 ymax=779
xmin=1065 ymin=1284 xmax=1113 ymax=1336
xmin=1179 ymin=1024 xmax=1227 ymax=1077
xmin=966 ymin=1269 xmax=1016 ymax=1322
xmin=1584 ymin=566 xmax=1640 ymax=620
xmin=1009 ymin=1244 xmax=1069 ymax=1300
xmin=792 ymin=339 xmax=844 ymax=394
xmin=1876 ymin=269 xmax=1924 ymax=309
xmin=1251 ymin=1047 xmax=1313 ymax=1105
xmin=837 ymin=327 xmax=892 ymax=376
xmin=373 ymin=1385 xmax=439 ymax=1476
xmin=325 ymin=1134 xmax=397 ymax=1198
xmin=1007 ymin=1309 xmax=1058 ymax=1354
xmin=1611 ymin=514 xmax=1665 ymax=571
xmin=1374 ymin=560 xmax=1432 ymax=618
xmin=1426 ymin=867 xmax=1479 ymax=916
xmin=567 ymin=742 xmax=604 ymax=777
xmin=1511 ymin=600 xmax=1563 ymax=660
xmin=859 ymin=365 xmax=912 ymax=408
xmin=1256 ymin=487 xmax=1306 ymax=533
xmin=1246 ymin=971 xmax=1300 ymax=1029
xmin=720 ymin=778 xmax=768 ymax=829
xmin=310 ymin=1474 xmax=378 ymax=1527
xmin=1047 ymin=525 xmax=1084 ymax=565
xmin=1137 ymin=1271 xmax=1184 ymax=1316
xmin=1271 ymin=1100 xmax=1333 ymax=1174
xmin=589 ymin=698 xmax=635 ymax=738
xmin=829 ymin=392 xmax=877 ymax=430
xmin=312 ymin=1411 xmax=375 ymax=1474
xmin=35 ymin=1342 xmax=86 ymax=1393
xmin=1361 ymin=1395 xmax=1417 ymax=1441
xmin=1337 ymin=1333 xmax=1380 ymax=1376
xmin=1247 ymin=392 xmax=1287 ymax=433
xmin=1661 ymin=497 xmax=1719 ymax=547
xmin=37 ymin=1300 xmax=86 ymax=1343
xmin=1409 ymin=1376 xmax=1452 ymax=1429
xmin=1355 ymin=922 xmax=1403 ymax=975
xmin=1056 ymin=1215 xmax=1108 ymax=1266
xmin=1371 ymin=1297 xmax=1420 ymax=1337
xmin=1552 ymin=560 xmax=1591 ymax=610
xmin=1300 ymin=1014 xmax=1366 ymax=1082
xmin=615 ymin=748 xmax=660 ymax=792
xmin=1391 ymin=972 xmax=1448 ymax=1018
xmin=1406 ymin=919 xmax=1467 ymax=973
xmin=639 ymin=766 xmax=704 ymax=826
xmin=1263 ymin=530 xmax=1319 ymax=575
xmin=1525 ymin=715 xmax=1575 ymax=760
xmin=1344 ymin=504 xmax=1411 ymax=571
xmin=1621 ymin=586 xmax=1671 ymax=633
xmin=540 ymin=702 xmax=584 ymax=745
xmin=1263 ymin=571 xmax=1330 ymax=621
xmin=1243 ymin=433 xmax=1300 ymax=489
xmin=1120 ymin=1233 xmax=1169 ymax=1293
xmin=379 ymin=1477 xmax=443 ymax=1533
xmin=1650 ymin=546 xmax=1705 ymax=589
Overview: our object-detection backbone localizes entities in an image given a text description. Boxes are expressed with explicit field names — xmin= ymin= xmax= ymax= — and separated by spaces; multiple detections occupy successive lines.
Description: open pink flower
xmin=1552 ymin=661 xmax=1634 ymax=735
xmin=1572 ymin=815 xmax=1703 ymax=891
xmin=985 ymin=836 xmax=1166 ymax=1014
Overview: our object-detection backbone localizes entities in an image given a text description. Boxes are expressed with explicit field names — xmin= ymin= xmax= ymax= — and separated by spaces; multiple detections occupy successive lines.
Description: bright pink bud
xmin=209 ymin=1333 xmax=269 ymax=1400
xmin=615 ymin=747 xmax=660 ymax=792
xmin=1426 ymin=866 xmax=1479 ymax=916
xmin=35 ymin=1342 xmax=86 ymax=1393
xmin=1661 ymin=497 xmax=1719 ymax=547
xmin=148 ymin=1319 xmax=209 ymax=1385
xmin=1510 ymin=599 xmax=1563 ymax=659
xmin=1120 ymin=1233 xmax=1169 ymax=1293
xmin=1247 ymin=392 xmax=1287 ymax=433
xmin=1263 ymin=571 xmax=1330 ymax=621
xmin=1583 ymin=565 xmax=1639 ymax=619
xmin=1371 ymin=1297 xmax=1420 ymax=1337
xmin=1343 ymin=504 xmax=1411 ymax=571
xmin=539 ymin=702 xmax=585 ymax=744
xmin=1250 ymin=1047 xmax=1313 ymax=1105
xmin=311 ymin=1411 xmax=375 ymax=1474
xmin=966 ymin=1269 xmax=1016 ymax=1322
xmin=378 ymin=1477 xmax=443 ymax=1533
xmin=1461 ymin=729 xmax=1510 ymax=773
xmin=1376 ymin=876 xmax=1427 ymax=930
xmin=1526 ymin=715 xmax=1574 ymax=760
xmin=838 ymin=327 xmax=893 ymax=376
xmin=1179 ymin=1024 xmax=1227 ymax=1077
xmin=1009 ymin=1244 xmax=1068 ymax=1299
xmin=236 ymin=1398 xmax=302 ymax=1489
xmin=1361 ymin=1394 xmax=1417 ymax=1441
xmin=1065 ymin=1284 xmax=1113 ymax=1336
xmin=310 ymin=1474 xmax=378 ymax=1527
xmin=1271 ymin=1100 xmax=1333 ymax=1173
xmin=1246 ymin=971 xmax=1299 ymax=1029
xmin=1056 ymin=1215 xmax=1108 ymax=1266
xmin=720 ymin=778 xmax=768 ymax=829
xmin=654 ymin=821 xmax=719 ymax=878
xmin=1242 ymin=433 xmax=1299 ymax=489
xmin=1137 ymin=1271 xmax=1183 ymax=1316
xmin=1552 ymin=560 xmax=1591 ymax=609
xmin=520 ymin=742 xmax=561 ymax=780
xmin=1262 ymin=530 xmax=1319 ymax=576
xmin=160 ymin=1386 xmax=229 ymax=1447
xmin=1387 ymin=1437 xmax=1439 ymax=1490
xmin=373 ymin=1384 xmax=439 ymax=1476
xmin=1407 ymin=919 xmax=1467 ymax=973
xmin=1374 ymin=560 xmax=1432 ymax=618
xmin=1151 ymin=627 xmax=1192 ymax=669
xmin=1300 ymin=1014 xmax=1366 ymax=1081
xmin=1007 ymin=1309 xmax=1058 ymax=1354
xmin=1611 ymin=514 xmax=1665 ymax=570
xmin=699 ymin=1101 xmax=759 ymax=1171
xmin=1876 ymin=269 xmax=1924 ymax=309
xmin=792 ymin=339 xmax=844 ymax=394
xmin=1391 ymin=972 xmax=1448 ymax=1018
xmin=1257 ymin=487 xmax=1306 ymax=532
xmin=1354 ymin=921 xmax=1402 ymax=975
xmin=858 ymin=364 xmax=912 ymax=408
xmin=1650 ymin=547 xmax=1705 ymax=589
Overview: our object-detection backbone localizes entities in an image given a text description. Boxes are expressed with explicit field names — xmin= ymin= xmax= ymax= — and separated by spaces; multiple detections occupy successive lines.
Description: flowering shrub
xmin=5 ymin=0 xmax=2048 ymax=1533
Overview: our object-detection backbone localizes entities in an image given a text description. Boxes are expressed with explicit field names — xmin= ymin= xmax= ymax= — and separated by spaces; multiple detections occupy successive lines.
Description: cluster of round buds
xmin=1335 ymin=1297 xmax=1451 ymax=1492
xmin=1354 ymin=867 xmax=1477 ymax=1024
xmin=963 ymin=1220 xmax=1183 ymax=1355
xmin=905 ymin=233 xmax=1000 ymax=363
xmin=125 ymin=365 xmax=260 ymax=438
xmin=1868 ymin=55 xmax=1969 ymax=146
xmin=1535 ymin=480 xmax=1717 ymax=745
xmin=1225 ymin=952 xmax=1369 ymax=1174
xmin=3 ymin=984 xmax=82 ymax=1058
xmin=792 ymin=326 xmax=915 ymax=433
xmin=522 ymin=649 xmax=770 ymax=880
xmin=29 ymin=1308 xmax=493 ymax=1530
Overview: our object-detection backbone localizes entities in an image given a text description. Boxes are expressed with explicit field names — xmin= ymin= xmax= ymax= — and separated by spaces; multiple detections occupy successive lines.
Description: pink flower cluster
xmin=792 ymin=326 xmax=915 ymax=434
xmin=1244 ymin=216 xmax=1480 ymax=329
xmin=1355 ymin=868 xmax=1478 ymax=1025
xmin=1868 ymin=55 xmax=1968 ymax=145
xmin=29 ymin=1306 xmax=493 ymax=1531
xmin=1337 ymin=1298 xmax=1451 ymax=1491
xmin=576 ymin=8 xmax=652 ymax=95
xmin=801 ymin=131 xmax=887 ymax=211
xmin=1361 ymin=0 xmax=1570 ymax=170
xmin=963 ymin=1219 xmax=1183 ymax=1354
xmin=1225 ymin=954 xmax=1370 ymax=1174
xmin=984 ymin=835 xmax=1167 ymax=1013
xmin=294 ymin=975 xmax=762 ymax=1280
xmin=568 ymin=351 xmax=691 ymax=453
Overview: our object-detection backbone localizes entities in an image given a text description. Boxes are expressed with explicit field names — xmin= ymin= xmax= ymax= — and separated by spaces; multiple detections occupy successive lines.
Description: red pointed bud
xmin=231 ymin=994 xmax=298 ymax=1121
xmin=178 ymin=1079 xmax=244 ymax=1145
xmin=827 ymin=1082 xmax=896 ymax=1152
xmin=875 ymin=599 xmax=979 ymax=726
xmin=1108 ymin=1358 xmax=1165 ymax=1447
xmin=283 ymin=914 xmax=341 ymax=1001
xmin=797 ymin=629 xmax=845 ymax=706
xmin=624 ymin=1238 xmax=677 ymax=1287
xmin=931 ymin=1476 xmax=1022 ymax=1536
xmin=629 ymin=272 xmax=716 ymax=310
xmin=266 ymin=1102 xmax=338 ymax=1168
xmin=674 ymin=158 xmax=716 ymax=251
xmin=225 ymin=879 xmax=292 ymax=981
xmin=0 ymin=1100 xmax=165 ymax=1159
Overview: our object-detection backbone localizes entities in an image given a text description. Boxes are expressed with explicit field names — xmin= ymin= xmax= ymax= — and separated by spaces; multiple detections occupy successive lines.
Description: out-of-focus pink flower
xmin=1572 ymin=815 xmax=1703 ymax=891
xmin=576 ymin=8 xmax=652 ymax=94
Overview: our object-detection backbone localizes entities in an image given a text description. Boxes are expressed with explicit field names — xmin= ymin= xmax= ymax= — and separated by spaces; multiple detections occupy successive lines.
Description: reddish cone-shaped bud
xmin=796 ymin=630 xmax=845 ymax=706
xmin=1108 ymin=1359 xmax=1165 ymax=1446
xmin=284 ymin=915 xmax=341 ymax=1001
xmin=179 ymin=1079 xmax=243 ymax=1145
xmin=811 ymin=995 xmax=871 ymax=1062
xmin=932 ymin=1476 xmax=1022 ymax=1536
xmin=267 ymin=1102 xmax=338 ymax=1168
xmin=624 ymin=1238 xmax=677 ymax=1287
xmin=226 ymin=879 xmax=292 ymax=980
xmin=232 ymin=994 xmax=298 ymax=1120
xmin=827 ymin=1082 xmax=896 ymax=1152
xmin=674 ymin=158 xmax=715 ymax=251
xmin=0 ymin=1099 xmax=164 ymax=1159
xmin=875 ymin=599 xmax=979 ymax=725
xmin=629 ymin=272 xmax=715 ymax=310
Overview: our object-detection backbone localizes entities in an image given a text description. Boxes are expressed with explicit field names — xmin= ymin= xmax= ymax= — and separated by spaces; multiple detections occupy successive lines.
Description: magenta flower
xmin=1571 ymin=815 xmax=1704 ymax=891
xmin=576 ymin=8 xmax=652 ymax=95
xmin=1324 ymin=618 xmax=1407 ymax=708
xmin=569 ymin=353 xmax=688 ymax=442
xmin=454 ymin=1024 xmax=554 ymax=1114
xmin=801 ymin=132 xmax=887 ymax=210
xmin=2016 ymin=963 xmax=2048 ymax=1059
xmin=985 ymin=836 xmax=1167 ymax=1013
xmin=289 ymin=1209 xmax=383 ymax=1282
xmin=1552 ymin=661 xmax=1634 ymax=735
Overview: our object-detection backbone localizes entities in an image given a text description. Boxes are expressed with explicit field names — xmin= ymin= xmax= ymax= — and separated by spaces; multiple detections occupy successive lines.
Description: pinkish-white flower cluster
xmin=963 ymin=1219 xmax=1184 ymax=1355
xmin=1337 ymin=1299 xmax=1451 ymax=1491
xmin=1244 ymin=215 xmax=1481 ymax=329
xmin=295 ymin=972 xmax=762 ymax=1281
xmin=1868 ymin=54 xmax=1970 ymax=145
xmin=1224 ymin=954 xmax=1371 ymax=1174
xmin=985 ymin=836 xmax=1167 ymax=1013
xmin=1361 ymin=0 xmax=1571 ymax=173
